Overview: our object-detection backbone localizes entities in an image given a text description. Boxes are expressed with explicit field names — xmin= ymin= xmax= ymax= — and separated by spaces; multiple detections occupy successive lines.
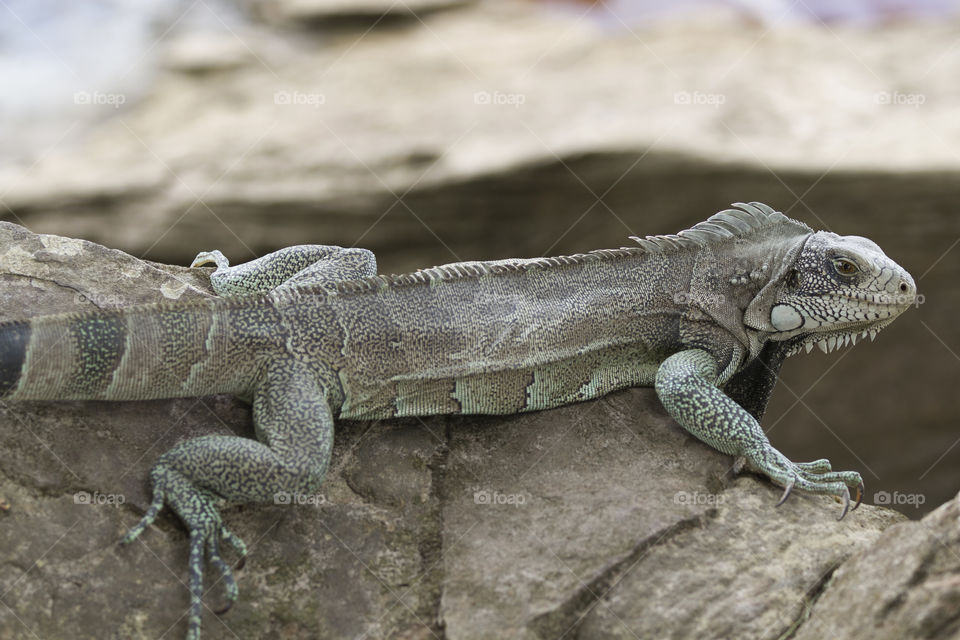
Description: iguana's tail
xmin=0 ymin=299 xmax=262 ymax=401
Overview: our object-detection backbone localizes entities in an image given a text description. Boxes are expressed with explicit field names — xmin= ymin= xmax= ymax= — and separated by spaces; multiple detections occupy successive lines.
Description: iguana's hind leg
xmin=192 ymin=245 xmax=376 ymax=297
xmin=122 ymin=359 xmax=335 ymax=639
xmin=655 ymin=349 xmax=863 ymax=519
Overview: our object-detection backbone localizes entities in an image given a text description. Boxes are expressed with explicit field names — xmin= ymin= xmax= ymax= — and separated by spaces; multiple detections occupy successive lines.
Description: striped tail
xmin=0 ymin=299 xmax=272 ymax=402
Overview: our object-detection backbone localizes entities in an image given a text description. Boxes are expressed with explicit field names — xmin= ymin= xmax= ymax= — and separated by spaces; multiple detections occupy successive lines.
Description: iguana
xmin=0 ymin=202 xmax=915 ymax=639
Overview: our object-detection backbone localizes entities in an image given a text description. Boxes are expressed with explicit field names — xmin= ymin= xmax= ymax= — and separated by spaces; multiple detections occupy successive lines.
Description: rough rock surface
xmin=0 ymin=223 xmax=910 ymax=639
xmin=794 ymin=491 xmax=960 ymax=640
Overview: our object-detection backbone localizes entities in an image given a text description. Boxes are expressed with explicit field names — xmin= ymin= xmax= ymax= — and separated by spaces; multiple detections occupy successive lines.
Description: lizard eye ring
xmin=832 ymin=258 xmax=859 ymax=276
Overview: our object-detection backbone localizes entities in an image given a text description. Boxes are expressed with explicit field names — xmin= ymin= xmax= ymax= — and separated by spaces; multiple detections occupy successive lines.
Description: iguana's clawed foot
xmin=120 ymin=466 xmax=249 ymax=638
xmin=745 ymin=447 xmax=863 ymax=520
xmin=184 ymin=517 xmax=248 ymax=636
xmin=776 ymin=481 xmax=850 ymax=520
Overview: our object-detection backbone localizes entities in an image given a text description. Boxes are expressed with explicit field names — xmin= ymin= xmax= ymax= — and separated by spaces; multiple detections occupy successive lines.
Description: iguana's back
xmin=314 ymin=250 xmax=686 ymax=419
xmin=1 ymin=249 xmax=684 ymax=413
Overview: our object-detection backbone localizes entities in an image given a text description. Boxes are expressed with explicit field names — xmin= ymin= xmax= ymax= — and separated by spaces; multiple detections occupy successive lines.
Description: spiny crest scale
xmin=629 ymin=201 xmax=810 ymax=252
xmin=329 ymin=248 xmax=644 ymax=296
xmin=328 ymin=202 xmax=808 ymax=297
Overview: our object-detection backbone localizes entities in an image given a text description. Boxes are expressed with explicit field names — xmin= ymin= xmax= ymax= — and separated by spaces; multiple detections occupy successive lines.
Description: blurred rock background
xmin=1 ymin=0 xmax=957 ymax=522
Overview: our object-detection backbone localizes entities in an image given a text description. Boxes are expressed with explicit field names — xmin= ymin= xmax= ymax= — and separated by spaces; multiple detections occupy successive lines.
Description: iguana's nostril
xmin=900 ymin=282 xmax=908 ymax=293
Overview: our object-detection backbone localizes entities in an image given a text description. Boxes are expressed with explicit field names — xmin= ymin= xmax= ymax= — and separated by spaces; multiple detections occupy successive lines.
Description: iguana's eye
xmin=832 ymin=258 xmax=859 ymax=276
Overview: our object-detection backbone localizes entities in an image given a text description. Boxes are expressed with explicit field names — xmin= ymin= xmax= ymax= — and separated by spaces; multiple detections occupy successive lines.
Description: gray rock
xmin=793 ymin=491 xmax=960 ymax=640
xmin=0 ymin=223 xmax=907 ymax=638
xmin=440 ymin=392 xmax=903 ymax=640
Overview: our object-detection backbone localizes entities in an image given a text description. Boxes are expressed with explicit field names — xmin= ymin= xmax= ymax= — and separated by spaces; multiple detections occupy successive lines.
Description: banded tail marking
xmin=63 ymin=314 xmax=127 ymax=397
xmin=0 ymin=321 xmax=30 ymax=398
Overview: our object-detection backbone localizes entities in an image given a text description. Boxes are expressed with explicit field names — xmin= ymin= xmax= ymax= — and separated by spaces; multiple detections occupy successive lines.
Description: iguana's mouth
xmin=782 ymin=317 xmax=898 ymax=357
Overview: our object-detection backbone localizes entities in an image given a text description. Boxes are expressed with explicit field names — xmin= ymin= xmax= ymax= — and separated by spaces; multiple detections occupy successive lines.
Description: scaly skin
xmin=0 ymin=202 xmax=915 ymax=639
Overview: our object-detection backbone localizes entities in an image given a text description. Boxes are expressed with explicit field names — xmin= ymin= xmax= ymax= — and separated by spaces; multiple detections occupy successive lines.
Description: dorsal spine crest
xmin=313 ymin=202 xmax=807 ymax=298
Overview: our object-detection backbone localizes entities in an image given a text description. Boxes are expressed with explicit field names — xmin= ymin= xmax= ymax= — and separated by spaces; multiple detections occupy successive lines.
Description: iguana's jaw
xmin=779 ymin=316 xmax=901 ymax=357
xmin=768 ymin=287 xmax=915 ymax=356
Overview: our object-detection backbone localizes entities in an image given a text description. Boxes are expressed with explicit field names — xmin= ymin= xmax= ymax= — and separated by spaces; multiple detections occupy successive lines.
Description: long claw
xmin=775 ymin=477 xmax=795 ymax=507
xmin=836 ymin=486 xmax=851 ymax=521
xmin=852 ymin=481 xmax=864 ymax=511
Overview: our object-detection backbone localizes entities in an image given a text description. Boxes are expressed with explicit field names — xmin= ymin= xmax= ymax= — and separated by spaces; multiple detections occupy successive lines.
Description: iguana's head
xmin=762 ymin=231 xmax=916 ymax=356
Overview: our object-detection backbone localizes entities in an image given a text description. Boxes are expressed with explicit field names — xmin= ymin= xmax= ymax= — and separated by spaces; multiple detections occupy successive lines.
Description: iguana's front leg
xmin=655 ymin=349 xmax=863 ymax=519
xmin=192 ymin=245 xmax=376 ymax=297
xmin=122 ymin=359 xmax=335 ymax=640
